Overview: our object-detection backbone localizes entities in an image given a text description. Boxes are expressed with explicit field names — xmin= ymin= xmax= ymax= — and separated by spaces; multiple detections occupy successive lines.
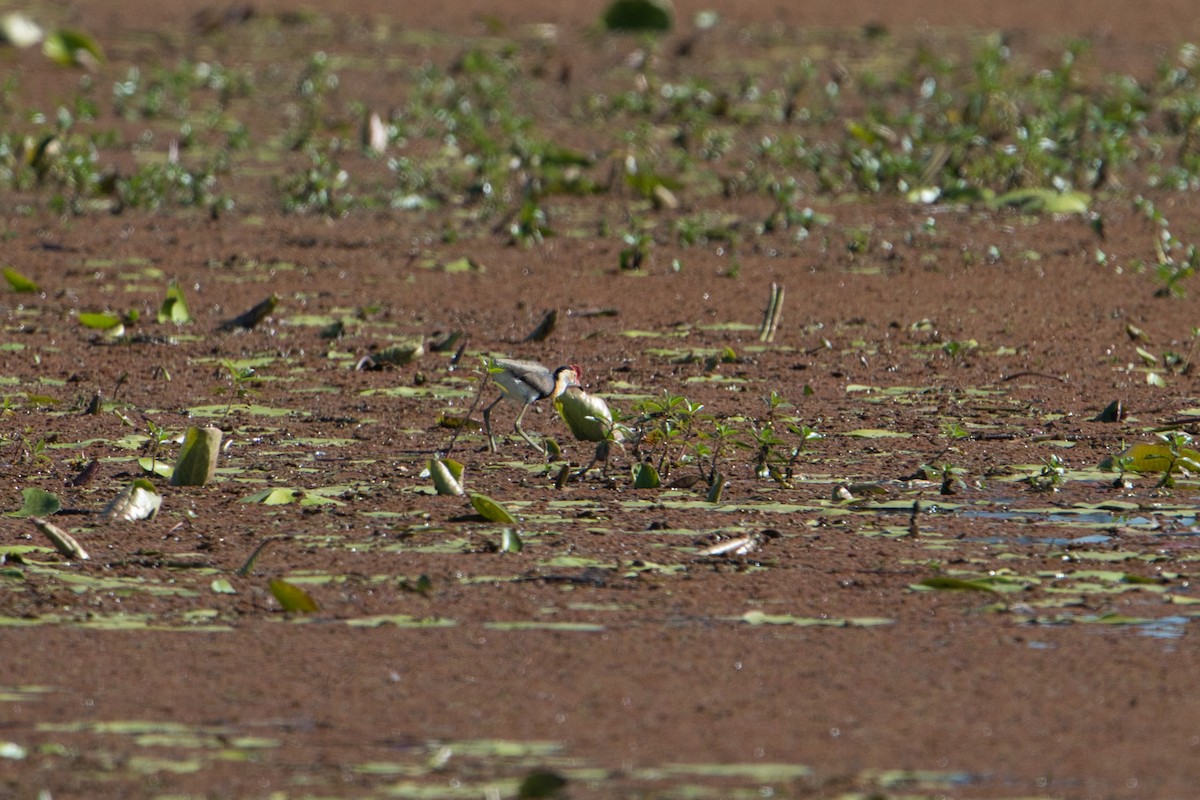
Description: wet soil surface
xmin=5 ymin=2 xmax=1200 ymax=799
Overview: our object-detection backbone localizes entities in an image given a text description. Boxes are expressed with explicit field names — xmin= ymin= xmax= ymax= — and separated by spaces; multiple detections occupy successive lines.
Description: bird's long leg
xmin=482 ymin=394 xmax=505 ymax=452
xmin=512 ymin=404 xmax=546 ymax=455
xmin=574 ymin=440 xmax=609 ymax=478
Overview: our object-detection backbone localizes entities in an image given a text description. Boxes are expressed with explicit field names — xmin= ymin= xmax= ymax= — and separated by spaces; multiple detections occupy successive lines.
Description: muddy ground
xmin=5 ymin=1 xmax=1200 ymax=799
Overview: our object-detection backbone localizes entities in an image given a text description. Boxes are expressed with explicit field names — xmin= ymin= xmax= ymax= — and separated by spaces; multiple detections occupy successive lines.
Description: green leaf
xmin=843 ymin=428 xmax=912 ymax=439
xmin=441 ymin=256 xmax=483 ymax=273
xmin=428 ymin=457 xmax=465 ymax=496
xmin=157 ymin=281 xmax=192 ymax=324
xmin=137 ymin=457 xmax=174 ymax=479
xmin=210 ymin=578 xmax=236 ymax=594
xmin=241 ymin=488 xmax=303 ymax=505
xmin=602 ymin=0 xmax=673 ymax=32
xmin=738 ymin=610 xmax=893 ymax=627
xmin=1100 ymin=442 xmax=1200 ymax=474
xmin=500 ymin=528 xmax=523 ymax=554
xmin=10 ymin=488 xmax=61 ymax=518
xmin=2 ymin=267 xmax=38 ymax=293
xmin=633 ymin=462 xmax=661 ymax=489
xmin=990 ymin=188 xmax=1090 ymax=214
xmin=170 ymin=426 xmax=222 ymax=486
xmin=913 ymin=576 xmax=998 ymax=593
xmin=470 ymin=493 xmax=517 ymax=524
xmin=78 ymin=312 xmax=123 ymax=331
xmin=42 ymin=28 xmax=105 ymax=67
xmin=269 ymin=578 xmax=319 ymax=613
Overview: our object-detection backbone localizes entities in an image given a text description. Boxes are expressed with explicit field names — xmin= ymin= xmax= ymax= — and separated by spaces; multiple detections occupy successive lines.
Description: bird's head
xmin=551 ymin=364 xmax=582 ymax=397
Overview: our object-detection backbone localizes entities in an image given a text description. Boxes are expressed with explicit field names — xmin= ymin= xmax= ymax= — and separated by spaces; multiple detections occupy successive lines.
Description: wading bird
xmin=483 ymin=357 xmax=578 ymax=453
xmin=554 ymin=366 xmax=623 ymax=476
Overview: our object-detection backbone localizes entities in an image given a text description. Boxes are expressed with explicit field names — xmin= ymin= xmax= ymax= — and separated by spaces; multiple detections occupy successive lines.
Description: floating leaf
xmin=137 ymin=457 xmax=174 ymax=479
xmin=157 ymin=280 xmax=192 ymax=324
xmin=470 ymin=493 xmax=517 ymax=524
xmin=29 ymin=516 xmax=88 ymax=560
xmin=428 ymin=458 xmax=465 ymax=496
xmin=913 ymin=576 xmax=999 ymax=593
xmin=441 ymin=256 xmax=483 ymax=273
xmin=844 ymin=428 xmax=912 ymax=439
xmin=2 ymin=266 xmax=38 ymax=293
xmin=10 ymin=488 xmax=61 ymax=518
xmin=42 ymin=28 xmax=105 ymax=67
xmin=633 ymin=462 xmax=661 ymax=489
xmin=211 ymin=578 xmax=236 ymax=594
xmin=499 ymin=528 xmax=523 ymax=554
xmin=269 ymin=578 xmax=319 ymax=613
xmin=78 ymin=312 xmax=123 ymax=331
xmin=602 ymin=0 xmax=673 ymax=32
xmin=101 ymin=479 xmax=162 ymax=522
xmin=1100 ymin=441 xmax=1200 ymax=474
xmin=739 ymin=610 xmax=893 ymax=627
xmin=170 ymin=426 xmax=222 ymax=486
xmin=241 ymin=488 xmax=303 ymax=505
xmin=990 ymin=188 xmax=1090 ymax=214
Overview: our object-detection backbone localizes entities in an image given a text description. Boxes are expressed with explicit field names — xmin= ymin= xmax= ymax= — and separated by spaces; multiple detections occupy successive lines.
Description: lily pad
xmin=78 ymin=312 xmax=123 ymax=331
xmin=843 ymin=428 xmax=912 ymax=439
xmin=428 ymin=457 xmax=465 ymax=496
xmin=170 ymin=426 xmax=222 ymax=486
xmin=269 ymin=578 xmax=319 ymax=613
xmin=1100 ymin=441 xmax=1200 ymax=474
xmin=239 ymin=487 xmax=341 ymax=506
xmin=157 ymin=280 xmax=192 ymax=324
xmin=634 ymin=462 xmax=661 ymax=489
xmin=471 ymin=493 xmax=518 ymax=524
xmin=989 ymin=188 xmax=1090 ymax=214
xmin=10 ymin=488 xmax=61 ymax=518
xmin=2 ymin=266 xmax=38 ymax=293
xmin=500 ymin=528 xmax=523 ymax=553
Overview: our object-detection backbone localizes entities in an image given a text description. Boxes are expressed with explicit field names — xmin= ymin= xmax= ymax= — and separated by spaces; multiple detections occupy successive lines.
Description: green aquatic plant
xmin=1026 ymin=454 xmax=1067 ymax=492
xmin=630 ymin=390 xmax=706 ymax=480
xmin=279 ymin=145 xmax=352 ymax=216
xmin=1152 ymin=431 xmax=1200 ymax=488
